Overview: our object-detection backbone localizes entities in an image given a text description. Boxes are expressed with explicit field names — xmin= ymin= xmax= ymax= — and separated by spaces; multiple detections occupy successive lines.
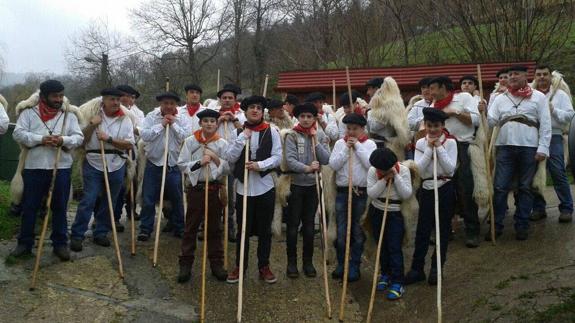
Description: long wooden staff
xmin=129 ymin=149 xmax=136 ymax=256
xmin=476 ymin=64 xmax=496 ymax=244
xmin=217 ymin=69 xmax=221 ymax=94
xmin=262 ymin=74 xmax=269 ymax=97
xmin=433 ymin=147 xmax=443 ymax=323
xmin=153 ymin=77 xmax=172 ymax=267
xmin=200 ymin=158 xmax=210 ymax=322
xmin=30 ymin=107 xmax=70 ymax=290
xmin=100 ymin=140 xmax=125 ymax=278
xmin=237 ymin=138 xmax=250 ymax=323
xmin=223 ymin=121 xmax=229 ymax=270
xmin=333 ymin=80 xmax=337 ymax=112
xmin=366 ymin=180 xmax=393 ymax=323
xmin=311 ymin=135 xmax=332 ymax=319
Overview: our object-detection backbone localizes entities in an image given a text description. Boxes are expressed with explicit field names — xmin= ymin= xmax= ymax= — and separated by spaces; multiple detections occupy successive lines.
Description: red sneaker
xmin=227 ymin=266 xmax=240 ymax=284
xmin=259 ymin=266 xmax=277 ymax=284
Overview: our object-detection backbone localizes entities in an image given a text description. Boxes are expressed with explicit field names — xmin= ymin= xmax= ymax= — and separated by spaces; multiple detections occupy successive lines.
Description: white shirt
xmin=329 ymin=138 xmax=376 ymax=187
xmin=85 ymin=109 xmax=135 ymax=172
xmin=407 ymin=99 xmax=432 ymax=131
xmin=217 ymin=110 xmax=246 ymax=143
xmin=432 ymin=92 xmax=480 ymax=143
xmin=126 ymin=104 xmax=145 ymax=127
xmin=367 ymin=164 xmax=412 ymax=212
xmin=415 ymin=135 xmax=458 ymax=190
xmin=140 ymin=108 xmax=191 ymax=167
xmin=177 ymin=135 xmax=230 ymax=186
xmin=545 ymin=89 xmax=574 ymax=134
xmin=320 ymin=104 xmax=339 ymax=142
xmin=13 ymin=106 xmax=83 ymax=169
xmin=225 ymin=127 xmax=282 ymax=196
xmin=0 ymin=103 xmax=9 ymax=134
xmin=488 ymin=90 xmax=552 ymax=156
xmin=178 ymin=104 xmax=205 ymax=134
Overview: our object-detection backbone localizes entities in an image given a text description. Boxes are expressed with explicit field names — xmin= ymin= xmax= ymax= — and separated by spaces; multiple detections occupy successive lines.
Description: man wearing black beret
xmin=365 ymin=77 xmax=384 ymax=98
xmin=305 ymin=91 xmax=339 ymax=143
xmin=179 ymin=84 xmax=205 ymax=133
xmin=116 ymin=84 xmax=145 ymax=127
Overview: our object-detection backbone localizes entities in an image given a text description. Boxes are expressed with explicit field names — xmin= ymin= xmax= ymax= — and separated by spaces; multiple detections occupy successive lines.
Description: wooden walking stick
xmin=333 ymin=80 xmax=337 ymax=111
xmin=217 ymin=69 xmax=221 ymax=93
xmin=223 ymin=121 xmax=229 ymax=270
xmin=312 ymin=135 xmax=332 ymax=319
xmin=366 ymin=180 xmax=393 ymax=323
xmin=30 ymin=107 xmax=70 ymax=291
xmin=476 ymin=64 xmax=497 ymax=244
xmin=99 ymin=140 xmax=125 ymax=278
xmin=200 ymin=162 xmax=210 ymax=322
xmin=433 ymin=147 xmax=443 ymax=323
xmin=129 ymin=149 xmax=136 ymax=256
xmin=152 ymin=78 xmax=172 ymax=267
xmin=237 ymin=137 xmax=250 ymax=323
xmin=262 ymin=74 xmax=269 ymax=97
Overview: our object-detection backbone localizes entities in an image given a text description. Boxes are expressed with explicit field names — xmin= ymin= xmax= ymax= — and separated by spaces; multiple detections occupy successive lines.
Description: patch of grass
xmin=490 ymin=304 xmax=503 ymax=311
xmin=530 ymin=292 xmax=575 ymax=322
xmin=0 ymin=180 xmax=18 ymax=240
xmin=518 ymin=291 xmax=537 ymax=300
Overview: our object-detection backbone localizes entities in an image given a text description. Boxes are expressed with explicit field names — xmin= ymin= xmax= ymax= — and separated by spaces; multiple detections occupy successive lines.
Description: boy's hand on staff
xmin=200 ymin=155 xmax=211 ymax=166
xmin=427 ymin=137 xmax=437 ymax=148
xmin=243 ymin=129 xmax=252 ymax=139
xmin=245 ymin=161 xmax=260 ymax=171
xmin=346 ymin=137 xmax=357 ymax=148
xmin=535 ymin=153 xmax=547 ymax=162
xmin=96 ymin=130 xmax=109 ymax=141
xmin=309 ymin=161 xmax=320 ymax=172
xmin=162 ymin=115 xmax=175 ymax=127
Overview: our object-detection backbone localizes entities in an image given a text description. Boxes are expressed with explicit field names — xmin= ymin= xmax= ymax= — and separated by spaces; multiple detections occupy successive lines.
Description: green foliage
xmin=0 ymin=180 xmax=18 ymax=240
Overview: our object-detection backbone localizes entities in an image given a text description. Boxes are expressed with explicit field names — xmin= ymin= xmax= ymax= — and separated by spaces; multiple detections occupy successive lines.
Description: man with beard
xmin=10 ymin=80 xmax=83 ymax=260
xmin=529 ymin=65 xmax=574 ymax=223
xmin=226 ymin=95 xmax=282 ymax=284
xmin=70 ymin=88 xmax=135 ymax=250
xmin=487 ymin=65 xmax=552 ymax=240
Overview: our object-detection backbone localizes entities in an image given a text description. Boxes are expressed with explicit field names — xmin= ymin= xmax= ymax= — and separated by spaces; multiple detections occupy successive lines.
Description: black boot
xmin=404 ymin=269 xmax=426 ymax=285
xmin=302 ymin=258 xmax=317 ymax=278
xmin=286 ymin=258 xmax=299 ymax=278
xmin=53 ymin=246 xmax=71 ymax=261
xmin=9 ymin=244 xmax=32 ymax=258
xmin=177 ymin=263 xmax=192 ymax=283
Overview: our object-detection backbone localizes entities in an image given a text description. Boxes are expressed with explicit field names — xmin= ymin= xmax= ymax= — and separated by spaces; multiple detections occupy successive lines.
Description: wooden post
xmin=217 ymin=69 xmax=221 ymax=93
xmin=262 ymin=74 xmax=269 ymax=97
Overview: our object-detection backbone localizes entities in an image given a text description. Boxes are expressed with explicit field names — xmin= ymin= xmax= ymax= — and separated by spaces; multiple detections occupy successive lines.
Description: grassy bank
xmin=0 ymin=180 xmax=18 ymax=240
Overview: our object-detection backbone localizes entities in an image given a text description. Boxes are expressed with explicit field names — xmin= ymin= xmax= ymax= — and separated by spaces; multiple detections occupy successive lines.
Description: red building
xmin=275 ymin=61 xmax=537 ymax=104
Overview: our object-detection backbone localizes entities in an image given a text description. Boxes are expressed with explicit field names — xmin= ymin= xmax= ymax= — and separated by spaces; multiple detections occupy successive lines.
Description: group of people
xmin=5 ymin=63 xmax=573 ymax=303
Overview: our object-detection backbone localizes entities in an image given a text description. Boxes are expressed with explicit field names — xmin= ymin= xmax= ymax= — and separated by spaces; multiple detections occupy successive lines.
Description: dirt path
xmin=1 ymin=187 xmax=575 ymax=322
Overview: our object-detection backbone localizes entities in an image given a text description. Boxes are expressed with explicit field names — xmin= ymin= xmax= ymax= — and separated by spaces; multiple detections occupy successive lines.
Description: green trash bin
xmin=0 ymin=123 xmax=21 ymax=181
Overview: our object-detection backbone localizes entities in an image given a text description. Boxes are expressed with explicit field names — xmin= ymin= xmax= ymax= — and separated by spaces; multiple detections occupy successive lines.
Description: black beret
xmin=284 ymin=94 xmax=299 ymax=106
xmin=496 ymin=68 xmax=509 ymax=78
xmin=197 ymin=109 xmax=220 ymax=120
xmin=340 ymin=90 xmax=360 ymax=107
xmin=508 ymin=65 xmax=528 ymax=72
xmin=156 ymin=91 xmax=181 ymax=102
xmin=369 ymin=148 xmax=398 ymax=171
xmin=267 ymin=99 xmax=284 ymax=110
xmin=39 ymin=79 xmax=65 ymax=95
xmin=217 ymin=84 xmax=241 ymax=98
xmin=116 ymin=84 xmax=140 ymax=98
xmin=240 ymin=95 xmax=267 ymax=111
xmin=365 ymin=77 xmax=384 ymax=88
xmin=429 ymin=76 xmax=454 ymax=91
xmin=342 ymin=113 xmax=367 ymax=127
xmin=293 ymin=102 xmax=317 ymax=117
xmin=100 ymin=88 xmax=123 ymax=97
xmin=184 ymin=84 xmax=203 ymax=94
xmin=305 ymin=92 xmax=326 ymax=103
xmin=423 ymin=107 xmax=448 ymax=123
xmin=418 ymin=77 xmax=433 ymax=88
xmin=459 ymin=75 xmax=478 ymax=86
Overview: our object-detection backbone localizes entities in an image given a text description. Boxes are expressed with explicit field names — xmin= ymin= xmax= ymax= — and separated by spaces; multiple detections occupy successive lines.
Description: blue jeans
xmin=139 ymin=161 xmax=184 ymax=235
xmin=71 ymin=162 xmax=126 ymax=240
xmin=533 ymin=135 xmax=573 ymax=214
xmin=369 ymin=206 xmax=404 ymax=284
xmin=335 ymin=190 xmax=367 ymax=267
xmin=18 ymin=168 xmax=71 ymax=249
xmin=493 ymin=146 xmax=538 ymax=232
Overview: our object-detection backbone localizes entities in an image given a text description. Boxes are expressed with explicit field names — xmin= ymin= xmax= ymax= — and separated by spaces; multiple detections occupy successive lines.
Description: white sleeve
xmin=464 ymin=94 xmax=481 ymax=127
xmin=367 ymin=167 xmax=386 ymax=199
xmin=13 ymin=110 xmax=44 ymax=147
xmin=414 ymin=139 xmax=433 ymax=173
xmin=354 ymin=140 xmax=376 ymax=169
xmin=551 ymin=91 xmax=574 ymax=126
xmin=61 ymin=114 xmax=84 ymax=149
xmin=0 ymin=104 xmax=9 ymax=134
xmin=329 ymin=140 xmax=349 ymax=172
xmin=436 ymin=140 xmax=457 ymax=174
xmin=393 ymin=166 xmax=412 ymax=200
xmin=537 ymin=95 xmax=552 ymax=156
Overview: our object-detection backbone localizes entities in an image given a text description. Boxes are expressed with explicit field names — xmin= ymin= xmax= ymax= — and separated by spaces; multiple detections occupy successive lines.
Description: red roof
xmin=275 ymin=61 xmax=537 ymax=93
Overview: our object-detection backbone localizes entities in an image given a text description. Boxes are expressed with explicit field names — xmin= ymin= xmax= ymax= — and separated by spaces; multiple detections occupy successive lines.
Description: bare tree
xmin=228 ymin=0 xmax=250 ymax=86
xmin=131 ymin=0 xmax=229 ymax=85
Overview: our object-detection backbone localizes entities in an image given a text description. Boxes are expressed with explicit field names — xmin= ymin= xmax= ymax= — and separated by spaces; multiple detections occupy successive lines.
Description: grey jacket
xmin=285 ymin=130 xmax=331 ymax=186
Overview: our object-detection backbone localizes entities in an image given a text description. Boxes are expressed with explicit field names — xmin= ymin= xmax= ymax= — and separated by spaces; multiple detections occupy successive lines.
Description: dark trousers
xmin=19 ymin=168 xmax=71 ymax=249
xmin=335 ymin=190 xmax=368 ymax=266
xmin=286 ymin=185 xmax=318 ymax=261
xmin=411 ymin=181 xmax=455 ymax=272
xmin=235 ymin=189 xmax=275 ymax=269
xmin=179 ymin=186 xmax=223 ymax=268
xmin=454 ymin=142 xmax=479 ymax=236
xmin=368 ymin=206 xmax=404 ymax=284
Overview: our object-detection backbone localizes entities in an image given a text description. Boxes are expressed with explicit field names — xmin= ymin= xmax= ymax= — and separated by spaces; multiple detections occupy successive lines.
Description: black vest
xmin=233 ymin=127 xmax=274 ymax=182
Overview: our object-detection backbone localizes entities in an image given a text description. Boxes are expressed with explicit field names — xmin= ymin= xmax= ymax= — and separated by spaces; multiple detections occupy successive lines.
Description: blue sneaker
xmin=386 ymin=283 xmax=404 ymax=300
xmin=376 ymin=274 xmax=390 ymax=291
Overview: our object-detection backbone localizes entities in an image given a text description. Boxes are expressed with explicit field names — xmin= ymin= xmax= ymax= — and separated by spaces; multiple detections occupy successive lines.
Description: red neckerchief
xmin=292 ymin=122 xmax=317 ymax=136
xmin=376 ymin=162 xmax=400 ymax=180
xmin=353 ymin=106 xmax=365 ymax=116
xmin=508 ymin=85 xmax=533 ymax=98
xmin=38 ymin=99 xmax=59 ymax=122
xmin=344 ymin=133 xmax=369 ymax=143
xmin=433 ymin=92 xmax=454 ymax=110
xmin=187 ymin=103 xmax=201 ymax=117
xmin=194 ymin=129 xmax=221 ymax=145
xmin=244 ymin=120 xmax=270 ymax=132
xmin=112 ymin=108 xmax=125 ymax=117
xmin=220 ymin=102 xmax=241 ymax=115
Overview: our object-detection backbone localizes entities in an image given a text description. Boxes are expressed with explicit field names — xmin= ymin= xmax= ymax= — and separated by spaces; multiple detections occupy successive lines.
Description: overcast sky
xmin=0 ymin=0 xmax=140 ymax=74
